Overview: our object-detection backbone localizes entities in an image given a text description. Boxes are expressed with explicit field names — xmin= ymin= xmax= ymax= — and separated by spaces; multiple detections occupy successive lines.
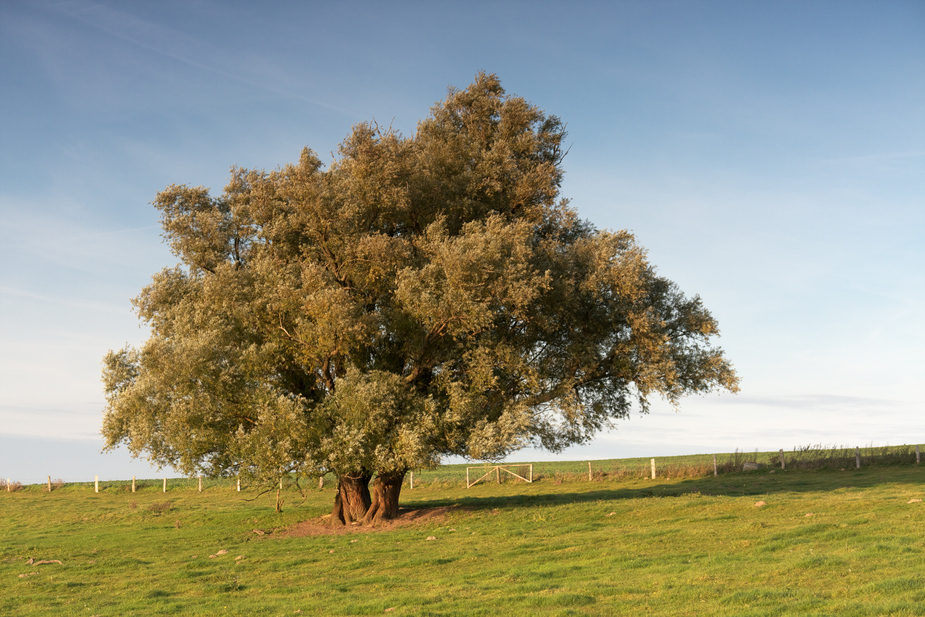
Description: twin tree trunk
xmin=330 ymin=470 xmax=407 ymax=525
xmin=363 ymin=470 xmax=406 ymax=524
xmin=331 ymin=472 xmax=372 ymax=524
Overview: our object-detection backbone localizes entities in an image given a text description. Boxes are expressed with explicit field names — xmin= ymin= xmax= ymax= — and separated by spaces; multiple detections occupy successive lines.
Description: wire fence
xmin=3 ymin=443 xmax=921 ymax=494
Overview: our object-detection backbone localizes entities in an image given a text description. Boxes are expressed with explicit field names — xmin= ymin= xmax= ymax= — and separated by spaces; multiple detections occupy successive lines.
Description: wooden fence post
xmin=95 ymin=475 xmax=99 ymax=493
xmin=650 ymin=458 xmax=656 ymax=480
xmin=132 ymin=476 xmax=136 ymax=493
xmin=163 ymin=478 xmax=167 ymax=493
xmin=588 ymin=461 xmax=593 ymax=481
xmin=317 ymin=476 xmax=323 ymax=489
xmin=496 ymin=467 xmax=500 ymax=484
xmin=237 ymin=477 xmax=241 ymax=492
xmin=47 ymin=476 xmax=52 ymax=492
xmin=779 ymin=449 xmax=786 ymax=470
xmin=198 ymin=475 xmax=202 ymax=492
xmin=916 ymin=445 xmax=921 ymax=465
xmin=410 ymin=471 xmax=414 ymax=489
xmin=855 ymin=447 xmax=861 ymax=469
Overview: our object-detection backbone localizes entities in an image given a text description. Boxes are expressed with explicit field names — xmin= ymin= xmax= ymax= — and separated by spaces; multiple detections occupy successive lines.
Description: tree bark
xmin=362 ymin=470 xmax=407 ymax=525
xmin=331 ymin=472 xmax=372 ymax=525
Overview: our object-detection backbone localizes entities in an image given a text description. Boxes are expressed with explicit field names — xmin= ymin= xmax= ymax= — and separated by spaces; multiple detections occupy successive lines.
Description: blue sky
xmin=1 ymin=0 xmax=922 ymax=484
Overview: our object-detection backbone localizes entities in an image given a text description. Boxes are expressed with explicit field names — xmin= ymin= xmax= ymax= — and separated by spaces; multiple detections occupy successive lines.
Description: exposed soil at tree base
xmin=278 ymin=505 xmax=464 ymax=537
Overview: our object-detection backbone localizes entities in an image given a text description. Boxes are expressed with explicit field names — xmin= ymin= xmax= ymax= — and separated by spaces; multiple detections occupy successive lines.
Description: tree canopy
xmin=102 ymin=73 xmax=738 ymax=521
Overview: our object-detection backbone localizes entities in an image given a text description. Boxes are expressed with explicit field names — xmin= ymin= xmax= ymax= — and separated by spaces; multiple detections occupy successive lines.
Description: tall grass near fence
xmin=412 ymin=443 xmax=922 ymax=487
xmin=782 ymin=443 xmax=920 ymax=470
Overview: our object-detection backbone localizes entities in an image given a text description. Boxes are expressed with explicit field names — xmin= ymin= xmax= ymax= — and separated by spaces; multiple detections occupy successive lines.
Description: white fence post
xmin=95 ymin=475 xmax=99 ymax=493
xmin=650 ymin=458 xmax=656 ymax=480
xmin=132 ymin=476 xmax=136 ymax=493
xmin=163 ymin=478 xmax=167 ymax=493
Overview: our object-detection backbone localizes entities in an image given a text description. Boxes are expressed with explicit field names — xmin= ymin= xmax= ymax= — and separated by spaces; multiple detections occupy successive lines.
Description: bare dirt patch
xmin=279 ymin=505 xmax=466 ymax=537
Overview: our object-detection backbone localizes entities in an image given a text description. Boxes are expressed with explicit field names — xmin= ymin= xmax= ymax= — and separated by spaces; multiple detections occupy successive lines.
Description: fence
xmin=4 ymin=444 xmax=922 ymax=493
xmin=466 ymin=464 xmax=533 ymax=488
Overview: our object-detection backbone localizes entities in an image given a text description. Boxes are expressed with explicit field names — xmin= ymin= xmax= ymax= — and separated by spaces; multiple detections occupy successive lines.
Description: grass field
xmin=2 ymin=452 xmax=924 ymax=616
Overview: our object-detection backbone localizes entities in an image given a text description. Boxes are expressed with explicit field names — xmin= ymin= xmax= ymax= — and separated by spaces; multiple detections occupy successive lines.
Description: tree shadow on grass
xmin=403 ymin=466 xmax=925 ymax=513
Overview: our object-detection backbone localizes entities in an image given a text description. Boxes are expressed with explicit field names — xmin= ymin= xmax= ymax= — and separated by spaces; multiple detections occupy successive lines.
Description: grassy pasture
xmin=2 ymin=456 xmax=924 ymax=616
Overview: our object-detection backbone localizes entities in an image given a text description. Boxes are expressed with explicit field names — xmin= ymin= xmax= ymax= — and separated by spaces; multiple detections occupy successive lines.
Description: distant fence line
xmin=4 ymin=444 xmax=921 ymax=493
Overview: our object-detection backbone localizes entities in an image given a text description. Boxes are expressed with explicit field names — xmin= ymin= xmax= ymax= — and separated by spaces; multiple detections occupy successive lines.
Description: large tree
xmin=102 ymin=73 xmax=738 ymax=522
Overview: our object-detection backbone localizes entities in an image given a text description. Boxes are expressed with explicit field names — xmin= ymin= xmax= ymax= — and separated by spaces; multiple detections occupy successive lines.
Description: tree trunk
xmin=362 ymin=470 xmax=407 ymax=525
xmin=331 ymin=473 xmax=372 ymax=525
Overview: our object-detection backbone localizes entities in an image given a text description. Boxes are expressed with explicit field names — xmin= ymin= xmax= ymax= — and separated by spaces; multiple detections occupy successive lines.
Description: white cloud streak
xmin=51 ymin=0 xmax=357 ymax=117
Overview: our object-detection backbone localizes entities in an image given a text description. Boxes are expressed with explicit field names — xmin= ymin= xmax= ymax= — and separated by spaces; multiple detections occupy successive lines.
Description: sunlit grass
xmin=2 ymin=455 xmax=924 ymax=615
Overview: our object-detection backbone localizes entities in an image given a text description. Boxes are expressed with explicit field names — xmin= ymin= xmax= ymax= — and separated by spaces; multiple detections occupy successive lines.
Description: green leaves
xmin=102 ymin=73 xmax=738 ymax=497
xmin=311 ymin=369 xmax=439 ymax=475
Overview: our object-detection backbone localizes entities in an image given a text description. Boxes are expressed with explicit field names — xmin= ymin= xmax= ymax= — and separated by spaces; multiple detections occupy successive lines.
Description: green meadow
xmin=3 ymin=451 xmax=924 ymax=616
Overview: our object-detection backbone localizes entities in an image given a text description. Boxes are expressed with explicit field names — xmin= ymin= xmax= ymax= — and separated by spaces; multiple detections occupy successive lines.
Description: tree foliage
xmin=102 ymin=73 xmax=738 ymax=521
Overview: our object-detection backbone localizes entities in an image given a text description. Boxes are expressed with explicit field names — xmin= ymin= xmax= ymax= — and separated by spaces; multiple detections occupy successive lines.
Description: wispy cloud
xmin=0 ymin=197 xmax=170 ymax=282
xmin=708 ymin=394 xmax=913 ymax=411
xmin=52 ymin=0 xmax=357 ymax=117
xmin=0 ymin=285 xmax=127 ymax=314
xmin=0 ymin=402 xmax=102 ymax=440
xmin=817 ymin=150 xmax=925 ymax=164
xmin=0 ymin=222 xmax=162 ymax=251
